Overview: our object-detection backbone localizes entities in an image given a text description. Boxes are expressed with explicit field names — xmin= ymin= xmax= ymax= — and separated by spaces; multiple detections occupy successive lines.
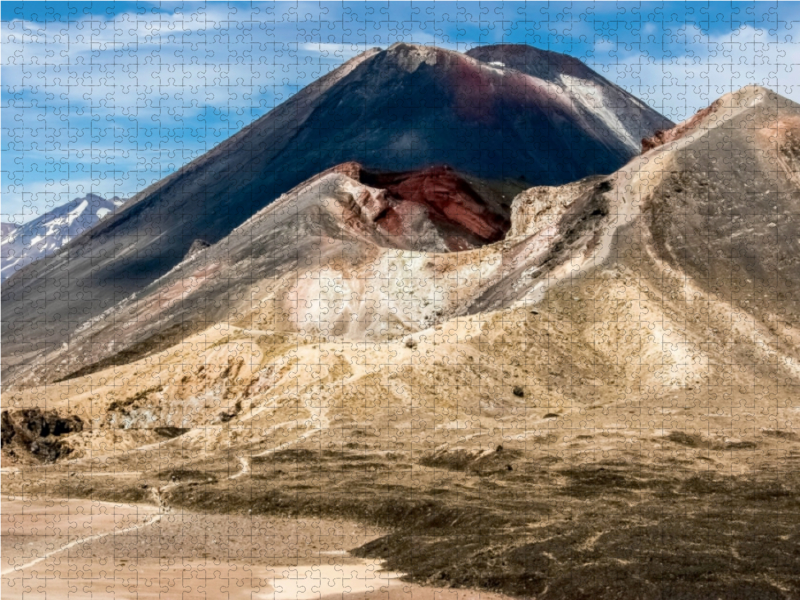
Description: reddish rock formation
xmin=351 ymin=164 xmax=512 ymax=251
xmin=642 ymin=99 xmax=722 ymax=152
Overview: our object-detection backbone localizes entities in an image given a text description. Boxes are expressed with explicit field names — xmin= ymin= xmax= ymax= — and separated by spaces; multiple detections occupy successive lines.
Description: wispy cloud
xmin=590 ymin=21 xmax=800 ymax=121
xmin=4 ymin=2 xmax=800 ymax=220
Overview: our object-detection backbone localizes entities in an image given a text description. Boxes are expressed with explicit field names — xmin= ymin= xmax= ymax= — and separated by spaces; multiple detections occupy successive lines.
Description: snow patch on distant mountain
xmin=1 ymin=194 xmax=125 ymax=282
xmin=1 ymin=223 xmax=19 ymax=237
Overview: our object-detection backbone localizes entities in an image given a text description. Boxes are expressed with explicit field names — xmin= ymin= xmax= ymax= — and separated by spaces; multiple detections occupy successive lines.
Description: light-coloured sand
xmin=1 ymin=496 xmax=160 ymax=574
xmin=3 ymin=497 xmax=501 ymax=600
xmin=326 ymin=586 xmax=520 ymax=600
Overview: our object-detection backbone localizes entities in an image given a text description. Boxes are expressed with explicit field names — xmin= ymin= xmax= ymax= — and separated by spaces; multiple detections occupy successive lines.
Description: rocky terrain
xmin=0 ymin=193 xmax=124 ymax=282
xmin=0 ymin=43 xmax=671 ymax=376
xmin=2 ymin=84 xmax=799 ymax=598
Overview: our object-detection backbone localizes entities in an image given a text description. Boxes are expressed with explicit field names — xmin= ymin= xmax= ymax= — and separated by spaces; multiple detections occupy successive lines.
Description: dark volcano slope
xmin=265 ymin=44 xmax=656 ymax=187
xmin=1 ymin=43 xmax=670 ymax=375
xmin=465 ymin=44 xmax=672 ymax=155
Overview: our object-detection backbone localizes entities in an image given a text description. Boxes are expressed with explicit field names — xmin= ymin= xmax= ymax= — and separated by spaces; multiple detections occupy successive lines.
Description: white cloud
xmin=1 ymin=5 xmax=342 ymax=123
xmin=604 ymin=24 xmax=800 ymax=121
xmin=2 ymin=6 xmax=355 ymax=218
xmin=299 ymin=43 xmax=366 ymax=59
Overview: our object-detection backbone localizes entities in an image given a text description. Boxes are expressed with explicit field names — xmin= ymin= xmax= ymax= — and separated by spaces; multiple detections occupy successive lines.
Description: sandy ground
xmin=1 ymin=496 xmax=160 ymax=573
xmin=327 ymin=590 xmax=516 ymax=600
xmin=2 ymin=497 xmax=512 ymax=600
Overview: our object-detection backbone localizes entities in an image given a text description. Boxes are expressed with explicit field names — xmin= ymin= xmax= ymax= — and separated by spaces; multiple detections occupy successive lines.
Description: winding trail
xmin=254 ymin=426 xmax=323 ymax=457
xmin=254 ymin=396 xmax=331 ymax=458
xmin=230 ymin=456 xmax=251 ymax=479
xmin=1 ymin=511 xmax=163 ymax=576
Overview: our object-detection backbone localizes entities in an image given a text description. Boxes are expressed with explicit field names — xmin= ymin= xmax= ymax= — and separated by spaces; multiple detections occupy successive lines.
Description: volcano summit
xmin=1 ymin=43 xmax=671 ymax=381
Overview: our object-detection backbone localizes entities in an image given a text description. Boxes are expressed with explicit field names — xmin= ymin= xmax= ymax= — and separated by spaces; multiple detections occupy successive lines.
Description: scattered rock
xmin=185 ymin=238 xmax=211 ymax=259
xmin=1 ymin=408 xmax=83 ymax=463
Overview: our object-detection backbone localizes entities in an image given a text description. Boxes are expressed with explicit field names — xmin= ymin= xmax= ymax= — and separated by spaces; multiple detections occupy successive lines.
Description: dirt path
xmin=255 ymin=425 xmax=323 ymax=457
xmin=2 ymin=486 xmax=519 ymax=600
xmin=1 ymin=513 xmax=163 ymax=576
xmin=1 ymin=497 xmax=161 ymax=576
xmin=1 ymin=496 xmax=400 ymax=600
xmin=255 ymin=396 xmax=330 ymax=458
xmin=230 ymin=456 xmax=250 ymax=479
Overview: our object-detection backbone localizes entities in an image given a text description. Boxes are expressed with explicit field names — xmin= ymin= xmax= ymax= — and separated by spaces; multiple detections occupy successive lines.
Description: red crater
xmin=349 ymin=163 xmax=514 ymax=251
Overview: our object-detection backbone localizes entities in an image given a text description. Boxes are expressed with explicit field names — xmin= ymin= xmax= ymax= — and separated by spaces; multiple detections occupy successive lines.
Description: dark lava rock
xmin=1 ymin=408 xmax=83 ymax=462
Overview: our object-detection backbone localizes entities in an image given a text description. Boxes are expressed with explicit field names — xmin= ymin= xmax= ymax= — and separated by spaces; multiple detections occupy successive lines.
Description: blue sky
xmin=3 ymin=1 xmax=799 ymax=222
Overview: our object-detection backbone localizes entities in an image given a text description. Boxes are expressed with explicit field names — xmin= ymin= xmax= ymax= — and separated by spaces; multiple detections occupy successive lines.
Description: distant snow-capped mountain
xmin=1 ymin=194 xmax=125 ymax=282
xmin=1 ymin=223 xmax=19 ymax=237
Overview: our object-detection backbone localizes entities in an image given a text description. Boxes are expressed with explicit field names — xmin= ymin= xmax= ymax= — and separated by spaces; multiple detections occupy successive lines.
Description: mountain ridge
xmin=4 ymin=84 xmax=800 ymax=600
xmin=2 ymin=85 xmax=787 ymax=390
xmin=1 ymin=42 xmax=672 ymax=380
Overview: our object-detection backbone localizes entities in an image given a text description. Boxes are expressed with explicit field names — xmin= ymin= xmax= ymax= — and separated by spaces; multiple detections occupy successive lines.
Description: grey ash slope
xmin=465 ymin=44 xmax=669 ymax=151
xmin=645 ymin=86 xmax=800 ymax=327
xmin=1 ymin=42 xmax=671 ymax=380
